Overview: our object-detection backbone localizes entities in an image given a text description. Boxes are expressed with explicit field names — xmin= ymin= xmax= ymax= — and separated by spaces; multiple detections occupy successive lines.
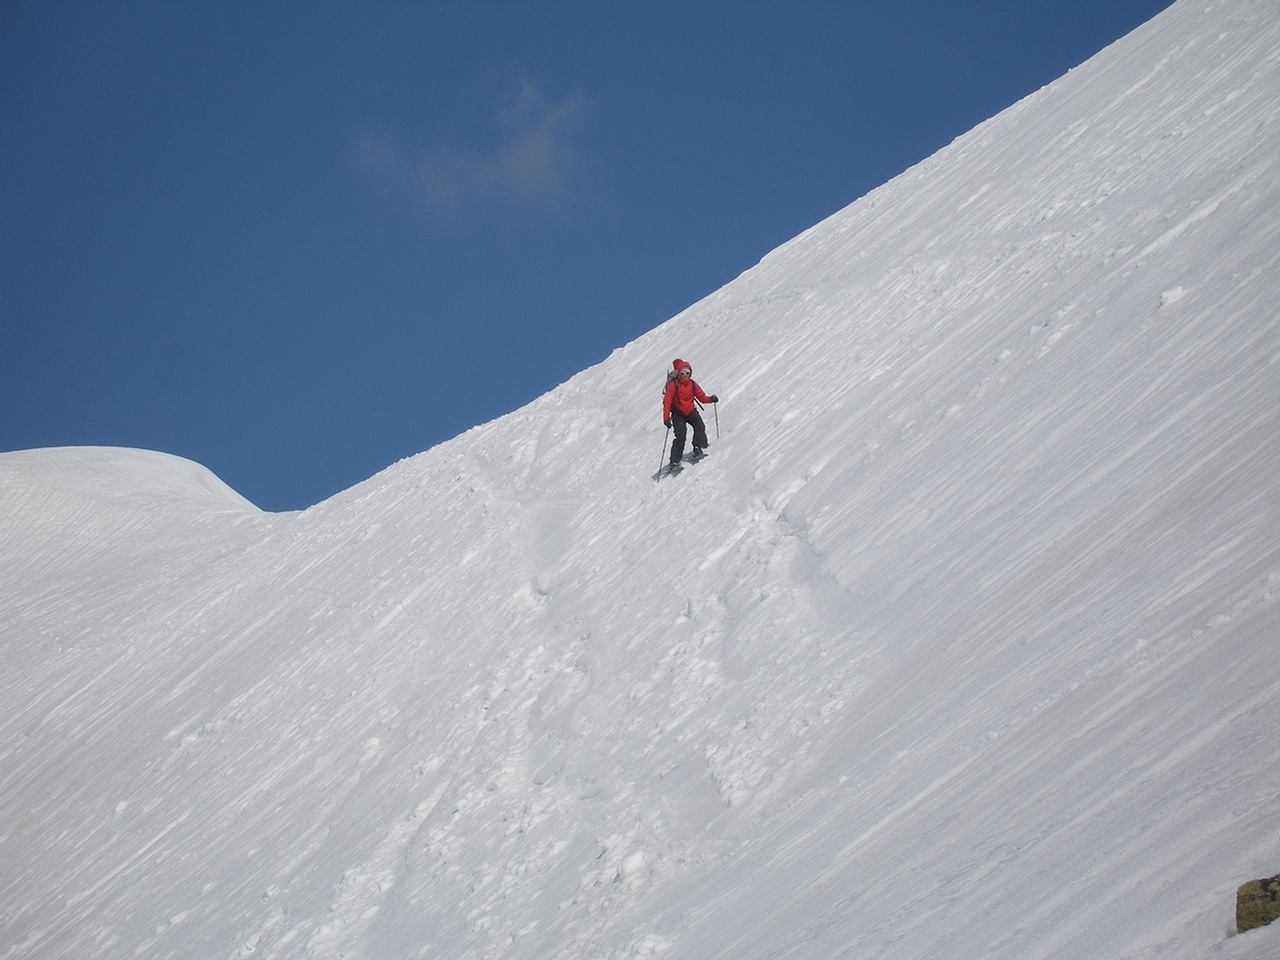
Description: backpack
xmin=662 ymin=368 xmax=704 ymax=410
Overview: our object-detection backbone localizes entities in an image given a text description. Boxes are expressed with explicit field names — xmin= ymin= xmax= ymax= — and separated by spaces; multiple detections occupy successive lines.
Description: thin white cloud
xmin=351 ymin=82 xmax=587 ymax=221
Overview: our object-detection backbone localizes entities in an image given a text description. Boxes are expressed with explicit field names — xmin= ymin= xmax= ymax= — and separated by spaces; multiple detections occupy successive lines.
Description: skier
xmin=662 ymin=359 xmax=718 ymax=469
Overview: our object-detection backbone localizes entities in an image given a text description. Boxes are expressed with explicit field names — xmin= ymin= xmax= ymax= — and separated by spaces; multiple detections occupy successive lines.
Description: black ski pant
xmin=670 ymin=407 xmax=708 ymax=463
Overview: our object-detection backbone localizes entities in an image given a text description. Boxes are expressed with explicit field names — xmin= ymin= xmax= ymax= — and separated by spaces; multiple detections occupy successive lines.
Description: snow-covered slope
xmin=3 ymin=2 xmax=1279 ymax=958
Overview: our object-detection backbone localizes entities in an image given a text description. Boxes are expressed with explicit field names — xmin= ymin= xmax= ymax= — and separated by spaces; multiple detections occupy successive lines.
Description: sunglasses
xmin=679 ymin=369 xmax=692 ymax=377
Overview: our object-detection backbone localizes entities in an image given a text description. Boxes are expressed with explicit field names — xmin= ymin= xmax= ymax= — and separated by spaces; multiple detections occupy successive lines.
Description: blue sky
xmin=1 ymin=1 xmax=1173 ymax=511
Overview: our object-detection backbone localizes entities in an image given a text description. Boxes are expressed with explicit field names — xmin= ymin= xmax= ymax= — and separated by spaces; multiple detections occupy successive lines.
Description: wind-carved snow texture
xmin=3 ymin=2 xmax=1280 ymax=959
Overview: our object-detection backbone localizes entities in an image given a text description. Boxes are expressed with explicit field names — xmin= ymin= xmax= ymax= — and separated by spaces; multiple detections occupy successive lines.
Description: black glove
xmin=707 ymin=395 xmax=719 ymax=404
xmin=663 ymin=419 xmax=672 ymax=428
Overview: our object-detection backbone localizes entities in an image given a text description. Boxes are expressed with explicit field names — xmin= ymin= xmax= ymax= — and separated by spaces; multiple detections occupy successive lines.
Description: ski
xmin=652 ymin=452 xmax=706 ymax=482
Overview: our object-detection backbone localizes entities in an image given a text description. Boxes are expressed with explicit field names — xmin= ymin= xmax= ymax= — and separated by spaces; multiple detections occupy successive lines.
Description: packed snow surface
xmin=3 ymin=2 xmax=1280 ymax=958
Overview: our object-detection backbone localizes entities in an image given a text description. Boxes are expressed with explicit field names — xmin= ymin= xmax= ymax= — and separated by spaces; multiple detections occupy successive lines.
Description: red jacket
xmin=663 ymin=360 xmax=710 ymax=419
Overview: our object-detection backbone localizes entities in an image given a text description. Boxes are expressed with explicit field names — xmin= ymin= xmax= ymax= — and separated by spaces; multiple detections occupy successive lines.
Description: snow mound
xmin=0 ymin=445 xmax=259 ymax=516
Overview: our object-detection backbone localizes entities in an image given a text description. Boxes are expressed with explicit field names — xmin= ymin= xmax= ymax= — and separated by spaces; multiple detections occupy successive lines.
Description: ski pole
xmin=713 ymin=401 xmax=720 ymax=439
xmin=657 ymin=425 xmax=670 ymax=481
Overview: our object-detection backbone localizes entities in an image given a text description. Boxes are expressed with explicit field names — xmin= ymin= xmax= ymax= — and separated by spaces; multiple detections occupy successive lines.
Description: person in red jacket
xmin=662 ymin=358 xmax=718 ymax=467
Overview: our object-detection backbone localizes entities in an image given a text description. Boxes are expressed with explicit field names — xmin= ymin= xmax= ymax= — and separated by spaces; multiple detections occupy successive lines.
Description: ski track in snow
xmin=4 ymin=3 xmax=1280 ymax=959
